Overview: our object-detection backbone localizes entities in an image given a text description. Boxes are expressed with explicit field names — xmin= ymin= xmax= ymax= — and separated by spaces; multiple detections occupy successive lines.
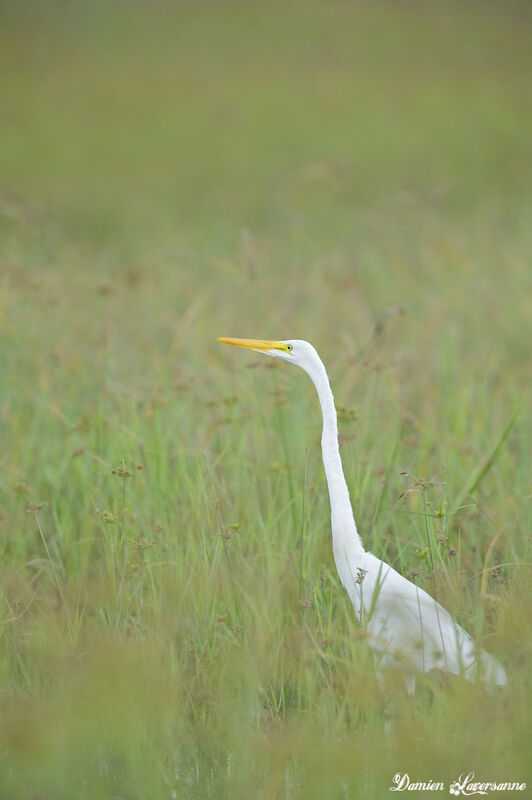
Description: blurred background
xmin=1 ymin=1 xmax=531 ymax=798
xmin=2 ymin=1 xmax=532 ymax=340
xmin=2 ymin=0 xmax=531 ymax=391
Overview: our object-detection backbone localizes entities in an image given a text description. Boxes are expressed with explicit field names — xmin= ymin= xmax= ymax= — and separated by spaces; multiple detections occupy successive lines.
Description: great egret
xmin=217 ymin=337 xmax=506 ymax=693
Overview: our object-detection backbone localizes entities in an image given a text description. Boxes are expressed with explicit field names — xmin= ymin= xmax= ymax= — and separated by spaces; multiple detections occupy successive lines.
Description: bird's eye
xmin=286 ymin=344 xmax=293 ymax=352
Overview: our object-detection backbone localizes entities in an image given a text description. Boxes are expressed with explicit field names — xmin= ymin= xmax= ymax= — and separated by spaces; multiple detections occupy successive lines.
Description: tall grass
xmin=1 ymin=1 xmax=531 ymax=797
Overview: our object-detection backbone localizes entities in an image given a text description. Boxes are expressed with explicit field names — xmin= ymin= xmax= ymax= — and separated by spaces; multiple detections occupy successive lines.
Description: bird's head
xmin=216 ymin=337 xmax=321 ymax=377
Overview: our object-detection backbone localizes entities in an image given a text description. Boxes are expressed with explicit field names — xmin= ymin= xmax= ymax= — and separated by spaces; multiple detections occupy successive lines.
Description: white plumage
xmin=217 ymin=337 xmax=506 ymax=693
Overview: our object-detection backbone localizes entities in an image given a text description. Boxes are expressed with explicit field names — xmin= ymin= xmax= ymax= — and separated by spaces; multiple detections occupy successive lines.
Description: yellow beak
xmin=217 ymin=337 xmax=290 ymax=353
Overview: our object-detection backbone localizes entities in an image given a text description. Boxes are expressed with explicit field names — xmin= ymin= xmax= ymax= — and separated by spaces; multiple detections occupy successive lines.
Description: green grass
xmin=1 ymin=1 xmax=531 ymax=797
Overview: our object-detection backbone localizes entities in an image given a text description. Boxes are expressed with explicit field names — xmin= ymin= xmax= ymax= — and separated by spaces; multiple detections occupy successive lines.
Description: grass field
xmin=1 ymin=2 xmax=531 ymax=797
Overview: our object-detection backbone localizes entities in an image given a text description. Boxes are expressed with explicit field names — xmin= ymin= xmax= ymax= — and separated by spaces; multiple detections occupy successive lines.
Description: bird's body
xmin=217 ymin=337 xmax=506 ymax=693
xmin=334 ymin=550 xmax=506 ymax=692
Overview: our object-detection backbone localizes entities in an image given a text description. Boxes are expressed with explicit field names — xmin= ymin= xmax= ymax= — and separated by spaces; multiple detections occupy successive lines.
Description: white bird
xmin=217 ymin=337 xmax=506 ymax=694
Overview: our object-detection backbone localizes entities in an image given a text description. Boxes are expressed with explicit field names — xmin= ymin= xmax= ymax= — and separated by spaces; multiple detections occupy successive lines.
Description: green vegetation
xmin=1 ymin=2 xmax=531 ymax=797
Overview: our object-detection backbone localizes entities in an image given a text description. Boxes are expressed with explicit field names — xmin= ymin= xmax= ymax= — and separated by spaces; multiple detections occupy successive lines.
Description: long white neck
xmin=306 ymin=358 xmax=365 ymax=560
